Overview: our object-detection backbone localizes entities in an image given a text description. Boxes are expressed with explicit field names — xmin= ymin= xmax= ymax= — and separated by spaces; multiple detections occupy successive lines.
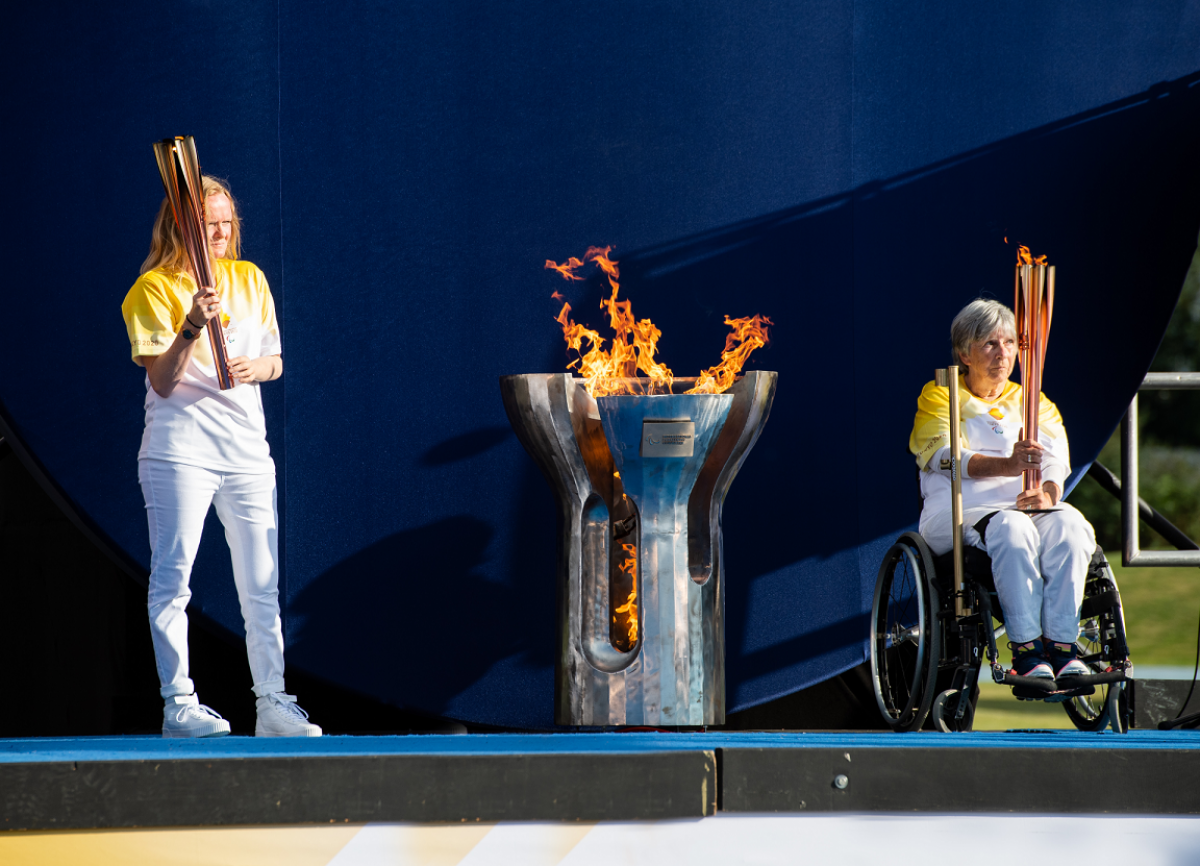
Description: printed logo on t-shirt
xmin=221 ymin=312 xmax=240 ymax=351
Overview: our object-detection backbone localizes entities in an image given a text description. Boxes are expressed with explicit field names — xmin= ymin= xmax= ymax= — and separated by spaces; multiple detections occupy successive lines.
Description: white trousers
xmin=139 ymin=459 xmax=286 ymax=699
xmin=922 ymin=502 xmax=1096 ymax=644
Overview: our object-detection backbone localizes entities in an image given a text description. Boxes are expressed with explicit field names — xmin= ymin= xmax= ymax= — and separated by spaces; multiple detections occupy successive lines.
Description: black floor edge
xmin=1 ymin=751 xmax=718 ymax=831
xmin=720 ymin=746 xmax=1200 ymax=814
xmin=4 ymin=744 xmax=1198 ymax=830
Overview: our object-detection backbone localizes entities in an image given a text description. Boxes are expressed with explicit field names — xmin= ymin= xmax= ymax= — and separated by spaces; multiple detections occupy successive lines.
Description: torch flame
xmin=547 ymin=247 xmax=674 ymax=396
xmin=545 ymin=256 xmax=588 ymax=281
xmin=545 ymin=246 xmax=771 ymax=396
xmin=614 ymin=542 xmax=638 ymax=646
xmin=686 ymin=314 xmax=773 ymax=395
xmin=1017 ymin=245 xmax=1049 ymax=267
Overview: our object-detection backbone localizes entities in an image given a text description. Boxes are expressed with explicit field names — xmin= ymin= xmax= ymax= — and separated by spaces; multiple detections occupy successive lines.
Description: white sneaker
xmin=1055 ymin=658 xmax=1091 ymax=678
xmin=163 ymin=695 xmax=231 ymax=738
xmin=255 ymin=693 xmax=323 ymax=738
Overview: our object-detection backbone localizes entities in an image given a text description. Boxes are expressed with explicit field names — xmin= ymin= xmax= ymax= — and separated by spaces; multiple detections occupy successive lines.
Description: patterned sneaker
xmin=1046 ymin=640 xmax=1090 ymax=678
xmin=1008 ymin=639 xmax=1055 ymax=679
xmin=255 ymin=693 xmax=323 ymax=738
xmin=163 ymin=695 xmax=231 ymax=738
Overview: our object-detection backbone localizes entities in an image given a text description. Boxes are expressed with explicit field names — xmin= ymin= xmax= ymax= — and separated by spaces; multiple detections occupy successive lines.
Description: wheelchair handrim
xmin=871 ymin=542 xmax=929 ymax=726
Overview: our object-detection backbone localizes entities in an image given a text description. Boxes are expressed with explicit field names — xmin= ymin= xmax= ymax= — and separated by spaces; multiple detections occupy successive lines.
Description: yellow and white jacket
xmin=909 ymin=375 xmax=1070 ymax=531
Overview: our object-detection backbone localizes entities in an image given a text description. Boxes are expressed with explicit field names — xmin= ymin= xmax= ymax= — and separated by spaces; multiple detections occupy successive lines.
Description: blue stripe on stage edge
xmin=1 ymin=730 xmax=1198 ymax=763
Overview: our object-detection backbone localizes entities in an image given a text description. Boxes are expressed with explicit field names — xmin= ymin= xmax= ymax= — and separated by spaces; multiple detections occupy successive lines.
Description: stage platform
xmin=3 ymin=729 xmax=1199 ymax=830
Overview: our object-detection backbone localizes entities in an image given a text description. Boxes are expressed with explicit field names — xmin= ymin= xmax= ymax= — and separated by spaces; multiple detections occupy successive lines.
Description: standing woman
xmin=122 ymin=176 xmax=321 ymax=737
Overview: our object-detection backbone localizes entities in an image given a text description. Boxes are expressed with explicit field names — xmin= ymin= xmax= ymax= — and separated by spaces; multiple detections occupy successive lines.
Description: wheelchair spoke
xmin=1064 ymin=562 xmax=1129 ymax=732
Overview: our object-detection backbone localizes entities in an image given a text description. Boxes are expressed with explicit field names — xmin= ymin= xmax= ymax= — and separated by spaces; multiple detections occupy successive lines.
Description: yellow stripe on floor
xmin=0 ymin=823 xmax=364 ymax=866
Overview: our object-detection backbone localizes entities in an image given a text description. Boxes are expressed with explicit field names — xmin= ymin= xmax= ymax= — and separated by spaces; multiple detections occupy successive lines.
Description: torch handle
xmin=205 ymin=306 xmax=235 ymax=391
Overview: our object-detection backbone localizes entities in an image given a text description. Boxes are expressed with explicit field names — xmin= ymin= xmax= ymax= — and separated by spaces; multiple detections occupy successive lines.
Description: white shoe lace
xmin=265 ymin=693 xmax=311 ymax=723
xmin=175 ymin=703 xmax=225 ymax=724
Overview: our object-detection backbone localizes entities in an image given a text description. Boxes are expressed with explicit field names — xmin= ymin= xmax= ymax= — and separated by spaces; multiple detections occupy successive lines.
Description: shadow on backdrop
xmin=419 ymin=426 xmax=514 ymax=467
xmin=288 ymin=515 xmax=542 ymax=716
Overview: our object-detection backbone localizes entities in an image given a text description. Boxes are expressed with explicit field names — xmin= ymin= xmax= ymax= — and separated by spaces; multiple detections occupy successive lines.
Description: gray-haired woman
xmin=909 ymin=298 xmax=1095 ymax=698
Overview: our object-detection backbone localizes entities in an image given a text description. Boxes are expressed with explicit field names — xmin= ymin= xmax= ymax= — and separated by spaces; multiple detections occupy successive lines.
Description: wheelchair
xmin=870 ymin=530 xmax=1132 ymax=733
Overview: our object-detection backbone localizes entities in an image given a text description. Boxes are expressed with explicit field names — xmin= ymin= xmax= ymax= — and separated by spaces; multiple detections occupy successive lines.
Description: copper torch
xmin=151 ymin=136 xmax=235 ymax=391
xmin=1014 ymin=246 xmax=1055 ymax=492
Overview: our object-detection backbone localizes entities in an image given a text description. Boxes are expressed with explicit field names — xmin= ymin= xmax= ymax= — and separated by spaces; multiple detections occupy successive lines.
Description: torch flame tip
xmin=1016 ymin=243 xmax=1050 ymax=267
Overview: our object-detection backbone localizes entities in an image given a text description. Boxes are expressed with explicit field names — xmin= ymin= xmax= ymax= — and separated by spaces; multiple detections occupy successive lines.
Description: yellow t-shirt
xmin=121 ymin=259 xmax=281 ymax=473
xmin=123 ymin=259 xmax=279 ymax=367
xmin=909 ymin=375 xmax=1071 ymax=526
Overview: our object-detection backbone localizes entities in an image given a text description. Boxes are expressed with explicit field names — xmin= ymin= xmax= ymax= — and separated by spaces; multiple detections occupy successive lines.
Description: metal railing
xmin=1118 ymin=372 xmax=1200 ymax=567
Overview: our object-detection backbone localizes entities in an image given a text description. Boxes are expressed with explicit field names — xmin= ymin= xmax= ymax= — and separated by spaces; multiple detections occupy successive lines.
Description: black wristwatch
xmin=182 ymin=327 xmax=201 ymax=341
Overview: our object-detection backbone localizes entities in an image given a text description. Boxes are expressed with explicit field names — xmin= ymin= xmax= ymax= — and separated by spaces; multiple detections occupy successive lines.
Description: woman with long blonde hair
xmin=121 ymin=176 xmax=320 ymax=738
xmin=140 ymin=176 xmax=242 ymax=275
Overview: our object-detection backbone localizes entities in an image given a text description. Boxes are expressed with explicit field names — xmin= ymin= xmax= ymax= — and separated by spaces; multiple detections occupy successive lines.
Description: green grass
xmin=970 ymin=554 xmax=1200 ymax=731
xmin=974 ymin=679 xmax=1075 ymax=730
xmin=1108 ymin=557 xmax=1200 ymax=667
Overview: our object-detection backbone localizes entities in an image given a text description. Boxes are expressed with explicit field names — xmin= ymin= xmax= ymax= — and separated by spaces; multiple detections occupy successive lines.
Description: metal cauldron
xmin=500 ymin=372 xmax=776 ymax=725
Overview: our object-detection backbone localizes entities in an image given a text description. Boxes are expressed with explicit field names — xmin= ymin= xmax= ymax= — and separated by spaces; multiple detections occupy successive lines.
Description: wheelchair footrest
xmin=998 ymin=670 xmax=1096 ymax=702
xmin=1055 ymin=669 xmax=1129 ymax=688
xmin=999 ymin=672 xmax=1059 ymax=691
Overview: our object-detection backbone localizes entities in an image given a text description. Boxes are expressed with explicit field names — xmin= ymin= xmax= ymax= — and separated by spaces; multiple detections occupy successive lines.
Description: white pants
xmin=139 ymin=459 xmax=286 ymax=699
xmin=922 ymin=502 xmax=1096 ymax=644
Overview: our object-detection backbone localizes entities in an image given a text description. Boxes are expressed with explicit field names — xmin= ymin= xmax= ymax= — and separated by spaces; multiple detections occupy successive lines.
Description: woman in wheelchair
xmin=910 ymin=298 xmax=1095 ymax=697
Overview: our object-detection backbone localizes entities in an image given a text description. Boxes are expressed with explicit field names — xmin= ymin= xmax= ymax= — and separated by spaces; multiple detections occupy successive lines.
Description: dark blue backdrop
xmin=3 ymin=2 xmax=1198 ymax=726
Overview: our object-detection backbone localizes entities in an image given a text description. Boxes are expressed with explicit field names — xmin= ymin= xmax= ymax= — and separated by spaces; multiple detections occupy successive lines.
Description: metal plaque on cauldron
xmin=641 ymin=420 xmax=695 ymax=457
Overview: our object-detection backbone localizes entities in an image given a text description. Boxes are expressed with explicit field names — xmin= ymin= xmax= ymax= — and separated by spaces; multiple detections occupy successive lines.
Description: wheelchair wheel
xmin=1062 ymin=611 xmax=1111 ymax=731
xmin=931 ymin=688 xmax=976 ymax=732
xmin=871 ymin=532 xmax=940 ymax=731
xmin=1063 ymin=554 xmax=1130 ymax=733
xmin=1065 ymin=681 xmax=1130 ymax=732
